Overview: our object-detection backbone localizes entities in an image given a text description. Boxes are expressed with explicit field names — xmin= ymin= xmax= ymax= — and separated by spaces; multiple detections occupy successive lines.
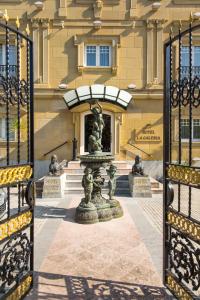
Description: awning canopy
xmin=63 ymin=84 xmax=133 ymax=110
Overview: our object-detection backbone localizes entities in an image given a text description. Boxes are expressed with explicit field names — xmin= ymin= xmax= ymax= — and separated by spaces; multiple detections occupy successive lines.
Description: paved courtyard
xmin=25 ymin=193 xmax=174 ymax=300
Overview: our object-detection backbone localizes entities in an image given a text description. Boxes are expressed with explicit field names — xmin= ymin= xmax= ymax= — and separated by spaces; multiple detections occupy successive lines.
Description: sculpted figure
xmin=82 ymin=167 xmax=93 ymax=204
xmin=132 ymin=155 xmax=144 ymax=176
xmin=49 ymin=154 xmax=65 ymax=176
xmin=89 ymin=101 xmax=105 ymax=153
xmin=107 ymin=164 xmax=117 ymax=200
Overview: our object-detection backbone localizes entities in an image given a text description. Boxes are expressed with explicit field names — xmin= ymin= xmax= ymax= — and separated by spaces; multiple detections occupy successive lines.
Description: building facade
xmin=0 ymin=0 xmax=200 ymax=177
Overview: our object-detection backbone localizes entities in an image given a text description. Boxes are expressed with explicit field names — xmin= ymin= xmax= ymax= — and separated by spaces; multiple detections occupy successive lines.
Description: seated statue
xmin=132 ymin=155 xmax=144 ymax=176
xmin=49 ymin=154 xmax=66 ymax=176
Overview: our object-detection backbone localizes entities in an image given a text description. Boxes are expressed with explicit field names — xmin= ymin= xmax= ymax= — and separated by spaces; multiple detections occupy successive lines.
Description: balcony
xmin=0 ymin=65 xmax=17 ymax=77
xmin=181 ymin=66 xmax=200 ymax=79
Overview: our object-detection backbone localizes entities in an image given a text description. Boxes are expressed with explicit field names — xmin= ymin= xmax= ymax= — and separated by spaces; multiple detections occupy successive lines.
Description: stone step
xmin=65 ymin=174 xmax=129 ymax=180
xmin=64 ymin=187 xmax=130 ymax=195
xmin=64 ymin=168 xmax=131 ymax=175
xmin=67 ymin=160 xmax=132 ymax=170
xmin=65 ymin=180 xmax=129 ymax=188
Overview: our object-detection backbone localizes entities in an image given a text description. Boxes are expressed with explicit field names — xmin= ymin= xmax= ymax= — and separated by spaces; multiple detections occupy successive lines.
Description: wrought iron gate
xmin=0 ymin=17 xmax=34 ymax=299
xmin=164 ymin=23 xmax=200 ymax=299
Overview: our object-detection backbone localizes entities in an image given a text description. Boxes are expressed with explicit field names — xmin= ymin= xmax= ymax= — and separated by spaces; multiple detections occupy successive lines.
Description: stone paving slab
xmin=26 ymin=196 xmax=173 ymax=299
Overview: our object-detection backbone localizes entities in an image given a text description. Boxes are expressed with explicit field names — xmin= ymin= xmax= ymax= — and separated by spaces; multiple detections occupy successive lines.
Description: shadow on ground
xmin=26 ymin=272 xmax=173 ymax=299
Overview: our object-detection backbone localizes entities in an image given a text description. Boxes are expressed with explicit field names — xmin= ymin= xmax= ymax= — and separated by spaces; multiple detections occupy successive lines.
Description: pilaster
xmin=31 ymin=19 xmax=40 ymax=83
xmin=58 ymin=0 xmax=67 ymax=18
xmin=115 ymin=113 xmax=123 ymax=155
xmin=146 ymin=20 xmax=154 ymax=87
xmin=41 ymin=19 xmax=49 ymax=85
xmin=156 ymin=20 xmax=164 ymax=85
xmin=130 ymin=0 xmax=138 ymax=20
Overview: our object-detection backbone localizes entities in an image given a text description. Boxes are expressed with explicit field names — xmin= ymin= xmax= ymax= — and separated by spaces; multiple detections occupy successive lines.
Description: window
xmin=0 ymin=45 xmax=17 ymax=76
xmin=181 ymin=46 xmax=200 ymax=78
xmin=85 ymin=45 xmax=111 ymax=67
xmin=181 ymin=119 xmax=200 ymax=141
xmin=0 ymin=118 xmax=16 ymax=141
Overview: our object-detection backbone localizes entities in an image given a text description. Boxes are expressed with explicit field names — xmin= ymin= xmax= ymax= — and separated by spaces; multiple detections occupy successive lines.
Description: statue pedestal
xmin=75 ymin=202 xmax=99 ymax=224
xmin=42 ymin=174 xmax=65 ymax=198
xmin=129 ymin=174 xmax=152 ymax=198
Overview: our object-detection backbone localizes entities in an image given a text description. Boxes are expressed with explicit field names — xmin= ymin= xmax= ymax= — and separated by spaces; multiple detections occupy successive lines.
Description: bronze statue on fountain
xmin=75 ymin=100 xmax=123 ymax=224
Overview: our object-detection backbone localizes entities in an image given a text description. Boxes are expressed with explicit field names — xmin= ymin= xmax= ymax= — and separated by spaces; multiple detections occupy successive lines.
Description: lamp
xmin=58 ymin=83 xmax=68 ymax=90
xmin=192 ymin=12 xmax=200 ymax=20
xmin=61 ymin=20 xmax=65 ymax=29
xmin=128 ymin=83 xmax=136 ymax=89
xmin=93 ymin=20 xmax=102 ymax=29
xmin=152 ymin=2 xmax=161 ymax=10
xmin=34 ymin=1 xmax=44 ymax=10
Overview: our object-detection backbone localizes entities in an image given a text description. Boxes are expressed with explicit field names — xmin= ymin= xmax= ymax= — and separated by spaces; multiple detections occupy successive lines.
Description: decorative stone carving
xmin=132 ymin=155 xmax=144 ymax=176
xmin=93 ymin=0 xmax=103 ymax=19
xmin=107 ymin=164 xmax=117 ymax=200
xmin=88 ymin=102 xmax=105 ymax=154
xmin=31 ymin=19 xmax=40 ymax=29
xmin=48 ymin=154 xmax=65 ymax=176
xmin=41 ymin=18 xmax=49 ymax=29
xmin=82 ymin=167 xmax=94 ymax=204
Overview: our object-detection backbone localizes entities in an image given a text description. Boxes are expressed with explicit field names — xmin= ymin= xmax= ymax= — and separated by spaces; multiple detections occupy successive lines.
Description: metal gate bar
xmin=164 ymin=21 xmax=200 ymax=300
xmin=0 ymin=17 xmax=34 ymax=300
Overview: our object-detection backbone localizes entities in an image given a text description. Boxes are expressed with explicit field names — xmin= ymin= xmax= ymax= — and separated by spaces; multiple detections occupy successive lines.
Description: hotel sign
xmin=135 ymin=127 xmax=161 ymax=142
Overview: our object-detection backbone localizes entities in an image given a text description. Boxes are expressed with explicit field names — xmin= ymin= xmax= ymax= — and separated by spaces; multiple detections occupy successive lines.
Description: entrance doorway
xmin=80 ymin=110 xmax=114 ymax=155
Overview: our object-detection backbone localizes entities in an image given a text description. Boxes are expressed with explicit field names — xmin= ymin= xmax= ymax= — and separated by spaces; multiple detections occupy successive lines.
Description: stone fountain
xmin=75 ymin=100 xmax=123 ymax=224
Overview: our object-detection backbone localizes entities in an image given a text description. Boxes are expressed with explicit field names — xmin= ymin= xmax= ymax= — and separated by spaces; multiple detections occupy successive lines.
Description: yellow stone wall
xmin=0 ymin=0 xmax=200 ymax=168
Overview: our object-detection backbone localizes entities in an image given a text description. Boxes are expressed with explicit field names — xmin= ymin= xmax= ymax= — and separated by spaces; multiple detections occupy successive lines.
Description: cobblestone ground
xmin=137 ymin=184 xmax=200 ymax=235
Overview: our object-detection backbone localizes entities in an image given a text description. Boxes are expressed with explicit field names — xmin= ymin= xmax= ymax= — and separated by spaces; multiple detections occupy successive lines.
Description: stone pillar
xmin=146 ymin=20 xmax=154 ymax=87
xmin=115 ymin=113 xmax=123 ymax=156
xmin=32 ymin=19 xmax=40 ymax=83
xmin=156 ymin=20 xmax=164 ymax=85
xmin=58 ymin=0 xmax=67 ymax=17
xmin=130 ymin=0 xmax=137 ymax=19
xmin=41 ymin=19 xmax=49 ymax=84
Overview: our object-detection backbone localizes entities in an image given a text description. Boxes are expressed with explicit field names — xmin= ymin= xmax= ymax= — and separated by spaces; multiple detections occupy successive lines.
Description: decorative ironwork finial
xmin=16 ymin=16 xmax=20 ymax=29
xmin=4 ymin=9 xmax=9 ymax=22
xmin=26 ymin=24 xmax=30 ymax=36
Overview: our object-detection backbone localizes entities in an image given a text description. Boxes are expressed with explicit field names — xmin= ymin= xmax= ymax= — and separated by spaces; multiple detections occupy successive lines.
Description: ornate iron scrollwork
xmin=170 ymin=76 xmax=200 ymax=109
xmin=0 ymin=210 xmax=32 ymax=242
xmin=191 ymin=76 xmax=200 ymax=108
xmin=0 ymin=165 xmax=32 ymax=186
xmin=0 ymin=232 xmax=31 ymax=293
xmin=171 ymin=80 xmax=179 ymax=108
xmin=167 ymin=210 xmax=200 ymax=242
xmin=0 ymin=75 xmax=29 ymax=106
xmin=167 ymin=165 xmax=200 ymax=185
xmin=167 ymin=275 xmax=192 ymax=300
xmin=169 ymin=231 xmax=200 ymax=292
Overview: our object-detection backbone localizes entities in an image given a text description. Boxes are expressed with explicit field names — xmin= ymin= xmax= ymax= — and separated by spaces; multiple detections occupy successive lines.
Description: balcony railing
xmin=0 ymin=65 xmax=17 ymax=76
xmin=181 ymin=66 xmax=200 ymax=78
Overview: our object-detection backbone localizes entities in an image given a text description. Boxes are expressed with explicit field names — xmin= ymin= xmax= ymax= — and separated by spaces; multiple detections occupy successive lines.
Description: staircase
xmin=64 ymin=161 xmax=132 ymax=196
xmin=36 ymin=161 xmax=163 ymax=197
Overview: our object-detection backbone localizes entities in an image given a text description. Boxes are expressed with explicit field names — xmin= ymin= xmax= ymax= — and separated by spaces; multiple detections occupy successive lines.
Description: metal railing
xmin=0 ymin=64 xmax=17 ymax=76
xmin=127 ymin=142 xmax=152 ymax=158
xmin=181 ymin=66 xmax=200 ymax=78
xmin=43 ymin=140 xmax=68 ymax=157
